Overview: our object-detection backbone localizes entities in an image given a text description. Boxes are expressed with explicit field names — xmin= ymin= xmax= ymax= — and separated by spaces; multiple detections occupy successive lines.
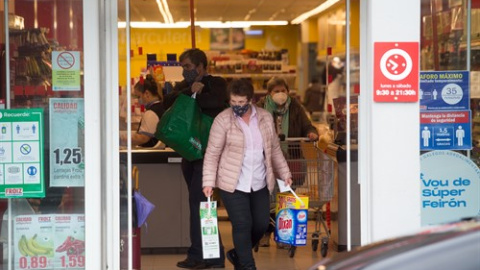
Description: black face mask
xmin=232 ymin=104 xmax=250 ymax=117
xmin=182 ymin=69 xmax=199 ymax=84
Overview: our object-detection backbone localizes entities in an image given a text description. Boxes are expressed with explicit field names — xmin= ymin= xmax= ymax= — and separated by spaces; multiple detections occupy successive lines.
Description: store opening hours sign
xmin=374 ymin=42 xmax=419 ymax=102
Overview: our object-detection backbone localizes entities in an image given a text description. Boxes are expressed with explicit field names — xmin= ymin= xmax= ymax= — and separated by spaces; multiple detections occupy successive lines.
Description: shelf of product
xmin=10 ymin=28 xmax=52 ymax=88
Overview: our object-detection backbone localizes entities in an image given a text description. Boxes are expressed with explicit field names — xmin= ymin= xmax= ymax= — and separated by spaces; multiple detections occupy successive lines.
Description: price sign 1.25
xmin=53 ymin=148 xmax=82 ymax=165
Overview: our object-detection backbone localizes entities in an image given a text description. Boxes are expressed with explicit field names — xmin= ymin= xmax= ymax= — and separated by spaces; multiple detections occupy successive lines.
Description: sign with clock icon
xmin=374 ymin=42 xmax=419 ymax=102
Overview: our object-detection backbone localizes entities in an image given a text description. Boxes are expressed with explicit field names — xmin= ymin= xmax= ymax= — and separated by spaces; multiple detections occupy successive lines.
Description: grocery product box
xmin=274 ymin=192 xmax=309 ymax=246
xmin=275 ymin=192 xmax=309 ymax=213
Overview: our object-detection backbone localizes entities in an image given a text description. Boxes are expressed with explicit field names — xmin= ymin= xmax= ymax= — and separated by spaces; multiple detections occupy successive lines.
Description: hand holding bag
xmin=155 ymin=93 xmax=213 ymax=161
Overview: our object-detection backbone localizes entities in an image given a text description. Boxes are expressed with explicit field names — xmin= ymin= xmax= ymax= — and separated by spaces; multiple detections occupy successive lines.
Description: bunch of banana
xmin=18 ymin=234 xmax=54 ymax=257
xmin=26 ymin=57 xmax=42 ymax=77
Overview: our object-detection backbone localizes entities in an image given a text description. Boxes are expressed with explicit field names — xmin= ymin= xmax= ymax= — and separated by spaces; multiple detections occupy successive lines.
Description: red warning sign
xmin=56 ymin=52 xmax=76 ymax=70
xmin=373 ymin=42 xmax=419 ymax=102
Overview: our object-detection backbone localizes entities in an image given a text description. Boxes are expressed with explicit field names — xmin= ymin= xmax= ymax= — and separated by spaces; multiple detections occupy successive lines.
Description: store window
xmin=419 ymin=0 xmax=480 ymax=226
xmin=420 ymin=0 xmax=480 ymax=159
xmin=1 ymin=0 xmax=87 ymax=269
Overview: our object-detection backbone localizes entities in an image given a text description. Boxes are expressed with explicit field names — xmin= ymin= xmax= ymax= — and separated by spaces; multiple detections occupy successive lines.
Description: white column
xmin=359 ymin=0 xmax=421 ymax=244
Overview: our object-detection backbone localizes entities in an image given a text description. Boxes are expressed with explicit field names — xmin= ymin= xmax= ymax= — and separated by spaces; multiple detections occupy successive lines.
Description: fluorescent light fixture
xmin=118 ymin=21 xmax=288 ymax=29
xmin=156 ymin=0 xmax=173 ymax=23
xmin=291 ymin=0 xmax=341 ymax=24
xmin=245 ymin=21 xmax=288 ymax=26
xmin=118 ymin=22 xmax=187 ymax=28
xmin=161 ymin=0 xmax=174 ymax=23
xmin=196 ymin=21 xmax=251 ymax=28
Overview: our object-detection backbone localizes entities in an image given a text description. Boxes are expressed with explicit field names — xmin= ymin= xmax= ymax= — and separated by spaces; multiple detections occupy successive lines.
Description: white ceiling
xmin=119 ymin=0 xmax=326 ymax=23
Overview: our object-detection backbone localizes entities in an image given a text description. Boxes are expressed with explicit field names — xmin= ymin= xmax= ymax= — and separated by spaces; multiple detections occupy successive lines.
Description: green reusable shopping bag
xmin=155 ymin=93 xmax=213 ymax=161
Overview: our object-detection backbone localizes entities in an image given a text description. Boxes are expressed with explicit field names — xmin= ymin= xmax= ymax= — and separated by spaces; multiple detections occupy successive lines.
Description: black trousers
xmin=181 ymin=158 xmax=225 ymax=263
xmin=220 ymin=186 xmax=270 ymax=269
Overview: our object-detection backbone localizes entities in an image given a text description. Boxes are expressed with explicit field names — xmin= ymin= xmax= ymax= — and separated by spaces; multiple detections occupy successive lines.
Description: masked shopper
xmin=202 ymin=79 xmax=293 ymax=270
xmin=120 ymin=74 xmax=165 ymax=147
xmin=256 ymin=76 xmax=319 ymax=247
xmin=257 ymin=76 xmax=319 ymax=141
xmin=164 ymin=48 xmax=228 ymax=269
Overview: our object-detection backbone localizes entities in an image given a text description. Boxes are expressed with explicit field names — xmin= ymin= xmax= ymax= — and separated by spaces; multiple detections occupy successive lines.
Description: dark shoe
xmin=204 ymin=261 xmax=225 ymax=269
xmin=176 ymin=258 xmax=206 ymax=269
xmin=177 ymin=258 xmax=225 ymax=269
xmin=226 ymin=249 xmax=239 ymax=267
xmin=259 ymin=233 xmax=270 ymax=247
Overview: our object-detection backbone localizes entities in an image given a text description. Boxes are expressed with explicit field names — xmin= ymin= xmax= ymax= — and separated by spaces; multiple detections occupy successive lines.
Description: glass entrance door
xmin=0 ymin=0 xmax=103 ymax=269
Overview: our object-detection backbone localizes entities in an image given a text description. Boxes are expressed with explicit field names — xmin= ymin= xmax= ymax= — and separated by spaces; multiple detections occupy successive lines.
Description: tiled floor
xmin=141 ymin=220 xmax=336 ymax=270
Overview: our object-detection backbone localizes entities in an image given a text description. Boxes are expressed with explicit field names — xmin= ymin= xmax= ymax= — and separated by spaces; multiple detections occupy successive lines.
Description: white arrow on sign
xmin=388 ymin=59 xmax=399 ymax=71
xmin=435 ymin=138 xmax=451 ymax=142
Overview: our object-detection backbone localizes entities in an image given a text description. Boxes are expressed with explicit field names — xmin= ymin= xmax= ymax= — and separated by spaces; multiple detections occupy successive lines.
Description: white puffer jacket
xmin=203 ymin=106 xmax=292 ymax=193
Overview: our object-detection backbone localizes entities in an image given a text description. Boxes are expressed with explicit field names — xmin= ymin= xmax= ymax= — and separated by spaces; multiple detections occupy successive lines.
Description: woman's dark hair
xmin=179 ymin=48 xmax=208 ymax=69
xmin=227 ymin=79 xmax=254 ymax=101
xmin=134 ymin=74 xmax=159 ymax=97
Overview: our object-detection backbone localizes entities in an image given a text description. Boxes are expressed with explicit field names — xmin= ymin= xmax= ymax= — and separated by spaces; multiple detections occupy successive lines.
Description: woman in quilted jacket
xmin=202 ymin=79 xmax=293 ymax=270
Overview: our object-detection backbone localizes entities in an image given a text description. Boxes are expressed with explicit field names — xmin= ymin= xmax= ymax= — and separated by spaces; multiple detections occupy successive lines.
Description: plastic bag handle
xmin=207 ymin=196 xmax=211 ymax=217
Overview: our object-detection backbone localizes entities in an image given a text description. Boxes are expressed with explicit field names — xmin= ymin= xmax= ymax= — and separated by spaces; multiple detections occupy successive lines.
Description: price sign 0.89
xmin=49 ymin=98 xmax=85 ymax=187
xmin=18 ymin=256 xmax=51 ymax=269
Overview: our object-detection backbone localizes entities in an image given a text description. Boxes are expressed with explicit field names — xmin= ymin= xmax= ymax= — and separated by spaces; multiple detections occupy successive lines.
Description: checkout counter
xmin=327 ymin=143 xmax=361 ymax=252
xmin=120 ymin=147 xmax=190 ymax=253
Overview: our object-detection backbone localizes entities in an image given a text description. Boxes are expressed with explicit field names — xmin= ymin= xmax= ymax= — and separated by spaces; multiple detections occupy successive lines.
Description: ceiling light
xmin=161 ymin=0 xmax=173 ymax=23
xmin=118 ymin=22 xmax=188 ymax=28
xmin=118 ymin=21 xmax=288 ymax=29
xmin=291 ymin=0 xmax=341 ymax=24
xmin=156 ymin=0 xmax=173 ymax=23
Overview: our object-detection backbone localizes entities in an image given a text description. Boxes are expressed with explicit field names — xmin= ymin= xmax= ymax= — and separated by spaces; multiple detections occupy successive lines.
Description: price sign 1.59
xmin=53 ymin=148 xmax=82 ymax=165
xmin=60 ymin=255 xmax=85 ymax=268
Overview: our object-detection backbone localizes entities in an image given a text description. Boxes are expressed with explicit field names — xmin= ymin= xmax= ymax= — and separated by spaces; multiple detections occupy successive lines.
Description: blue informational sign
xmin=420 ymin=151 xmax=480 ymax=226
xmin=420 ymin=111 xmax=471 ymax=150
xmin=420 ymin=71 xmax=470 ymax=111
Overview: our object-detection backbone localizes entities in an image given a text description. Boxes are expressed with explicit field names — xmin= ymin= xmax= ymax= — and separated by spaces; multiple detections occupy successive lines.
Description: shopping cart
xmin=256 ymin=138 xmax=334 ymax=258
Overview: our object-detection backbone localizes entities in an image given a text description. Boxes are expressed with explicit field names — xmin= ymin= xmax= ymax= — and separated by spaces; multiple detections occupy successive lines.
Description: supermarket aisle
xmin=141 ymin=220 xmax=336 ymax=270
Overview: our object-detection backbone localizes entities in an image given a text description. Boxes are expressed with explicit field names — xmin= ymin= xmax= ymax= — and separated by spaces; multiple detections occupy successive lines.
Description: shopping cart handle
xmin=284 ymin=137 xmax=312 ymax=142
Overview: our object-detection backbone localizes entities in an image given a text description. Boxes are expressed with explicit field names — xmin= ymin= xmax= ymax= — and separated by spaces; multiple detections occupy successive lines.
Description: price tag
xmin=53 ymin=214 xmax=85 ymax=269
xmin=14 ymin=215 xmax=54 ymax=269
xmin=18 ymin=256 xmax=52 ymax=269
xmin=49 ymin=98 xmax=85 ymax=187
xmin=58 ymin=254 xmax=85 ymax=268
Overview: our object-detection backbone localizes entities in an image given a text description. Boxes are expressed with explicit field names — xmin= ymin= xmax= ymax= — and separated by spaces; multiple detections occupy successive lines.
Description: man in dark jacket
xmin=164 ymin=48 xmax=228 ymax=269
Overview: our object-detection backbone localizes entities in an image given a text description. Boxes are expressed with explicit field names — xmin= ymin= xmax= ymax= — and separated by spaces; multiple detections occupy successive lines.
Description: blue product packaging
xmin=274 ymin=208 xmax=308 ymax=246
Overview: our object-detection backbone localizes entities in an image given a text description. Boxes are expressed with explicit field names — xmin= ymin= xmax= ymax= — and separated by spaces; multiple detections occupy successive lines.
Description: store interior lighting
xmin=118 ymin=21 xmax=288 ymax=29
xmin=156 ymin=0 xmax=173 ymax=24
xmin=291 ymin=0 xmax=341 ymax=24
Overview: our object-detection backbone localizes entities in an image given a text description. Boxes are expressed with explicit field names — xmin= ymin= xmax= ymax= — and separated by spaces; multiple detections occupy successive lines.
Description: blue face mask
xmin=232 ymin=104 xmax=250 ymax=117
xmin=182 ymin=69 xmax=199 ymax=84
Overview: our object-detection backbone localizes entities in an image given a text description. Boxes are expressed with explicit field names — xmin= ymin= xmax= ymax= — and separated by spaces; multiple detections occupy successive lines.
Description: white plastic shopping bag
xmin=200 ymin=197 xmax=220 ymax=259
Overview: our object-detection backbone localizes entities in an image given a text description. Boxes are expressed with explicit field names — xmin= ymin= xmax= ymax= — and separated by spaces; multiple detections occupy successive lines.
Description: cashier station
xmin=120 ymin=148 xmax=190 ymax=254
